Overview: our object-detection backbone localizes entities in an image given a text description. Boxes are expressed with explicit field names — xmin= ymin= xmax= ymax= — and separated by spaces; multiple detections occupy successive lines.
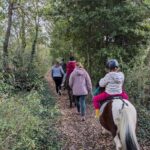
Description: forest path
xmin=45 ymin=72 xmax=114 ymax=150
xmin=45 ymin=72 xmax=150 ymax=150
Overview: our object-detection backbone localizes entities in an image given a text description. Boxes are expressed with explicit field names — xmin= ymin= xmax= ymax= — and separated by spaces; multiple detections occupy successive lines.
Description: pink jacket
xmin=69 ymin=67 xmax=92 ymax=96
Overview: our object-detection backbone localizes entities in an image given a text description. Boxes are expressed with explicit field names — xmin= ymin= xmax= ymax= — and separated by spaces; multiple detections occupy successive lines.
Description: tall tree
xmin=20 ymin=9 xmax=26 ymax=54
xmin=29 ymin=0 xmax=40 ymax=69
xmin=29 ymin=16 xmax=39 ymax=66
xmin=3 ymin=0 xmax=14 ymax=72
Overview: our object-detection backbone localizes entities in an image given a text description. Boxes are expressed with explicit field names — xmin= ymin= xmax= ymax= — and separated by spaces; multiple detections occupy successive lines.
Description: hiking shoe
xmin=58 ymin=90 xmax=61 ymax=96
xmin=81 ymin=116 xmax=85 ymax=121
xmin=76 ymin=112 xmax=80 ymax=115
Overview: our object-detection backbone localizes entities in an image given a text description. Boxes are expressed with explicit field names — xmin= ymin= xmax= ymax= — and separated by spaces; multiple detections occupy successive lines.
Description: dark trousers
xmin=53 ymin=77 xmax=63 ymax=93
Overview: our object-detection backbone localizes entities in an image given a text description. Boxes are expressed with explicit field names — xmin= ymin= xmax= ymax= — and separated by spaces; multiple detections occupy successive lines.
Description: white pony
xmin=100 ymin=98 xmax=140 ymax=150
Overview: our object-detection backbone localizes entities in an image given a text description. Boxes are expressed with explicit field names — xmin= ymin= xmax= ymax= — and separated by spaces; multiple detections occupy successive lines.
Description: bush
xmin=125 ymin=64 xmax=150 ymax=109
xmin=0 ymin=72 xmax=14 ymax=98
xmin=0 ymin=81 xmax=62 ymax=150
xmin=136 ymin=104 xmax=150 ymax=145
xmin=125 ymin=60 xmax=150 ymax=143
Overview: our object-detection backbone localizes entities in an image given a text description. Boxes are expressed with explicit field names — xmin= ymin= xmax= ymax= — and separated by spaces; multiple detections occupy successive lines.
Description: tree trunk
xmin=29 ymin=17 xmax=39 ymax=69
xmin=3 ymin=1 xmax=14 ymax=72
xmin=19 ymin=10 xmax=26 ymax=66
xmin=21 ymin=12 xmax=26 ymax=54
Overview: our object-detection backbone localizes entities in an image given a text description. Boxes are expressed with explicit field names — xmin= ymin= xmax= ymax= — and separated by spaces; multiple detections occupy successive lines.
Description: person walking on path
xmin=51 ymin=60 xmax=65 ymax=95
xmin=66 ymin=56 xmax=76 ymax=107
xmin=66 ymin=56 xmax=76 ymax=80
xmin=69 ymin=62 xmax=92 ymax=121
xmin=61 ymin=58 xmax=67 ymax=73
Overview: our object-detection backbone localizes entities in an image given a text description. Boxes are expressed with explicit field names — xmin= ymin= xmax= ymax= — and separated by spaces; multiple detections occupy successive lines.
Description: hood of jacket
xmin=74 ymin=67 xmax=85 ymax=76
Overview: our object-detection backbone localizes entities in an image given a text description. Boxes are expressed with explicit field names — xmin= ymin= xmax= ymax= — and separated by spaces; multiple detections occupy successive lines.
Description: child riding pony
xmin=93 ymin=59 xmax=140 ymax=150
xmin=93 ymin=59 xmax=128 ymax=115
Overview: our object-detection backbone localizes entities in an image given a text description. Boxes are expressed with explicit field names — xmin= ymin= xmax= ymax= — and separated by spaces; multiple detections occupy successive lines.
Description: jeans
xmin=75 ymin=95 xmax=86 ymax=116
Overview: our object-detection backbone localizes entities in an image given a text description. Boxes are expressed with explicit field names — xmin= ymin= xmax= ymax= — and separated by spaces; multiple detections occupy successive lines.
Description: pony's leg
xmin=114 ymin=134 xmax=122 ymax=150
xmin=101 ymin=126 xmax=107 ymax=134
xmin=69 ymin=94 xmax=72 ymax=108
xmin=68 ymin=89 xmax=72 ymax=108
xmin=101 ymin=126 xmax=110 ymax=135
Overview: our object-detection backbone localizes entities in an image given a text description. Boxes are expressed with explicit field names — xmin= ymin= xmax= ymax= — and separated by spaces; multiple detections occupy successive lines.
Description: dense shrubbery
xmin=0 ymin=80 xmax=62 ymax=150
xmin=124 ymin=59 xmax=150 ymax=142
xmin=0 ymin=73 xmax=14 ymax=97
xmin=0 ymin=0 xmax=61 ymax=149
xmin=137 ymin=105 xmax=150 ymax=143
xmin=126 ymin=65 xmax=150 ymax=109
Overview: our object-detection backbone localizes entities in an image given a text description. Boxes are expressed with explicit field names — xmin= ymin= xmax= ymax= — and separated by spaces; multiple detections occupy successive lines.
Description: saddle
xmin=100 ymin=96 xmax=123 ymax=106
xmin=100 ymin=96 xmax=123 ymax=114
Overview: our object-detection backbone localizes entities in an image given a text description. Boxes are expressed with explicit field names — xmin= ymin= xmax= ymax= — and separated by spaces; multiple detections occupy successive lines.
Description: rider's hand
xmin=95 ymin=109 xmax=100 ymax=119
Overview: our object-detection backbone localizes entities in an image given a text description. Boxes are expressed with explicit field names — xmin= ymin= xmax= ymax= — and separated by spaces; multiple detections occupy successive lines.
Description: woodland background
xmin=0 ymin=0 xmax=150 ymax=149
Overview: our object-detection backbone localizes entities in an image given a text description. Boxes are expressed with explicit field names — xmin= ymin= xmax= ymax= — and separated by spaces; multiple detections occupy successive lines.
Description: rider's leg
xmin=93 ymin=92 xmax=110 ymax=109
xmin=121 ymin=91 xmax=129 ymax=100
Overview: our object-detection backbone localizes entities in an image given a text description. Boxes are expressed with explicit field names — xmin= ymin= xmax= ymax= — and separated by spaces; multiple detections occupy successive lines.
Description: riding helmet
xmin=106 ymin=59 xmax=119 ymax=69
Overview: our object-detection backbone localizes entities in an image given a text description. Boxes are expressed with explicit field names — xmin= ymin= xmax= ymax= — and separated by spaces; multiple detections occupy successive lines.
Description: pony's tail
xmin=119 ymin=107 xmax=140 ymax=150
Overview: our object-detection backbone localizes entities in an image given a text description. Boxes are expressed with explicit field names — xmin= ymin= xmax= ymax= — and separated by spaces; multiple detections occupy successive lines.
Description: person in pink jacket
xmin=69 ymin=62 xmax=92 ymax=121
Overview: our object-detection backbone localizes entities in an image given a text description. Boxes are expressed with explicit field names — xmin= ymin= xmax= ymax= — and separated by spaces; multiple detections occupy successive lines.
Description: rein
xmin=110 ymin=97 xmax=129 ymax=115
xmin=120 ymin=98 xmax=128 ymax=109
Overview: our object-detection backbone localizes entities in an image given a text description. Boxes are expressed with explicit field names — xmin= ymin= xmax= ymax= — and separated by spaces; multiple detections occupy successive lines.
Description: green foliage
xmin=137 ymin=105 xmax=150 ymax=143
xmin=0 ymin=97 xmax=42 ymax=150
xmin=13 ymin=65 xmax=41 ymax=91
xmin=0 ymin=0 xmax=52 ymax=91
xmin=0 ymin=72 xmax=14 ymax=97
xmin=49 ymin=0 xmax=150 ymax=77
xmin=123 ymin=49 xmax=150 ymax=142
xmin=125 ymin=50 xmax=150 ymax=109
xmin=0 ymin=81 xmax=62 ymax=150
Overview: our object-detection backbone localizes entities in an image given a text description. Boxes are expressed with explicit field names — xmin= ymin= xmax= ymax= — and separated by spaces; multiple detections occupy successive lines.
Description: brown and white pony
xmin=100 ymin=98 xmax=140 ymax=150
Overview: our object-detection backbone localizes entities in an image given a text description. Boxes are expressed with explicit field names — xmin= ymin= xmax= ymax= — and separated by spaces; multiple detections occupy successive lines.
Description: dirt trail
xmin=55 ymin=91 xmax=115 ymax=150
xmin=45 ymin=73 xmax=114 ymax=150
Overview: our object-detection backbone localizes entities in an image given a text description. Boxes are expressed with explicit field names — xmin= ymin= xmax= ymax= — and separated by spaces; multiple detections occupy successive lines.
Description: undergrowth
xmin=0 ymin=80 xmax=62 ymax=150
